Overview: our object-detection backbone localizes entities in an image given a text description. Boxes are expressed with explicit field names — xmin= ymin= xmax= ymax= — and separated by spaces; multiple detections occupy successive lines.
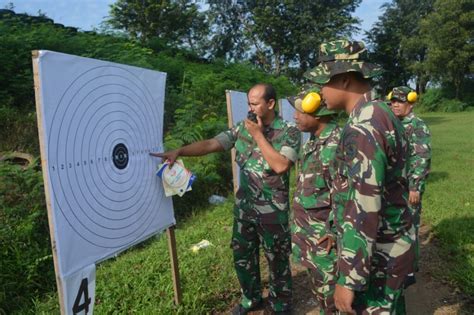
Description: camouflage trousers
xmin=231 ymin=218 xmax=292 ymax=311
xmin=292 ymin=211 xmax=337 ymax=314
xmin=353 ymin=272 xmax=407 ymax=315
xmin=410 ymin=201 xmax=422 ymax=272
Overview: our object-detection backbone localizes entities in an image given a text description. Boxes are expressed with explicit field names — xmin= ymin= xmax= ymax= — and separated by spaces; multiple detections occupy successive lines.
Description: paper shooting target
xmin=34 ymin=51 xmax=175 ymax=278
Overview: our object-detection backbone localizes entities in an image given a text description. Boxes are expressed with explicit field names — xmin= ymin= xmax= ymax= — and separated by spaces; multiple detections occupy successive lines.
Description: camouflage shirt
xmin=402 ymin=112 xmax=432 ymax=193
xmin=332 ymin=92 xmax=415 ymax=291
xmin=215 ymin=116 xmax=301 ymax=224
xmin=293 ymin=121 xmax=340 ymax=224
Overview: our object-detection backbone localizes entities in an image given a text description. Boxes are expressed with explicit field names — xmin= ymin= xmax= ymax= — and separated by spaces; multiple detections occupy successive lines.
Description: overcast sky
xmin=1 ymin=0 xmax=386 ymax=40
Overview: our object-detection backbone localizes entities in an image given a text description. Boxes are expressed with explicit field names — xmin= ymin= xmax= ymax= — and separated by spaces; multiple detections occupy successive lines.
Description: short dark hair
xmin=250 ymin=83 xmax=277 ymax=103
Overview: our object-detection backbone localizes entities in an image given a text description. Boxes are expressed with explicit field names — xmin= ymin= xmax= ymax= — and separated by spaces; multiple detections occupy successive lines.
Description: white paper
xmin=35 ymin=50 xmax=176 ymax=279
xmin=228 ymin=90 xmax=248 ymax=187
xmin=63 ymin=264 xmax=96 ymax=315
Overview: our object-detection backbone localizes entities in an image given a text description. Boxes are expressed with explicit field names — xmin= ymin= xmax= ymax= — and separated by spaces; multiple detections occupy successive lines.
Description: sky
xmin=1 ymin=0 xmax=386 ymax=40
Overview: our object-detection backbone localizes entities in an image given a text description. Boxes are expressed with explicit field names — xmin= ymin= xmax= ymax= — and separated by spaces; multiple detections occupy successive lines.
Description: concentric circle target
xmin=47 ymin=65 xmax=168 ymax=248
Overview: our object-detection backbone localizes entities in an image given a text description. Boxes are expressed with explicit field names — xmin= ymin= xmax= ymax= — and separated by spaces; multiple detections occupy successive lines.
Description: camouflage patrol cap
xmin=388 ymin=86 xmax=417 ymax=103
xmin=304 ymin=40 xmax=383 ymax=84
xmin=287 ymin=85 xmax=338 ymax=117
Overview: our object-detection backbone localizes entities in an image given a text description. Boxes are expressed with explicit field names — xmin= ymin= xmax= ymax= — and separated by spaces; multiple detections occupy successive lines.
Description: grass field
xmin=28 ymin=112 xmax=474 ymax=314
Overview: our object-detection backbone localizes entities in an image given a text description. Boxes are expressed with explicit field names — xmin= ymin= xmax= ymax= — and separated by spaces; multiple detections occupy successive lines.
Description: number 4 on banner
xmin=63 ymin=264 xmax=96 ymax=315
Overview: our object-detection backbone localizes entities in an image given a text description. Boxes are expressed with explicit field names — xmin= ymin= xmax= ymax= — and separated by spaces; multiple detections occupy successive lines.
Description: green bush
xmin=417 ymin=88 xmax=444 ymax=112
xmin=0 ymin=161 xmax=54 ymax=313
xmin=0 ymin=106 xmax=39 ymax=155
xmin=417 ymin=88 xmax=470 ymax=113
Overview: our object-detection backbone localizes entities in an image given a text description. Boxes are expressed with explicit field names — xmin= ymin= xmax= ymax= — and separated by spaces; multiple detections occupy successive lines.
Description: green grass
xmin=29 ymin=112 xmax=474 ymax=313
xmin=27 ymin=200 xmax=240 ymax=314
xmin=418 ymin=112 xmax=474 ymax=294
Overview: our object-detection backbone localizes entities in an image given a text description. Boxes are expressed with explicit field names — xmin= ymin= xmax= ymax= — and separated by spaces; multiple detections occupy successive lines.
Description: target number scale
xmin=32 ymin=50 xmax=179 ymax=314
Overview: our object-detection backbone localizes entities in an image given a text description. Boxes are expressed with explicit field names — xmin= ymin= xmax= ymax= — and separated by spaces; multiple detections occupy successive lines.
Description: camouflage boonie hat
xmin=388 ymin=86 xmax=415 ymax=102
xmin=304 ymin=40 xmax=383 ymax=84
xmin=287 ymin=85 xmax=338 ymax=117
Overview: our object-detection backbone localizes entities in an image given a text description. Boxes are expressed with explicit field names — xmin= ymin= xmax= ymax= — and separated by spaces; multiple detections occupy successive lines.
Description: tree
xmin=107 ymin=0 xmax=208 ymax=51
xmin=420 ymin=0 xmax=474 ymax=99
xmin=207 ymin=0 xmax=361 ymax=79
xmin=366 ymin=0 xmax=435 ymax=93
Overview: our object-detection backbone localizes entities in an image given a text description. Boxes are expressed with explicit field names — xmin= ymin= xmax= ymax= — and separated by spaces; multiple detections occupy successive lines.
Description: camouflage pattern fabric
xmin=291 ymin=121 xmax=340 ymax=314
xmin=402 ymin=113 xmax=431 ymax=194
xmin=353 ymin=273 xmax=406 ymax=314
xmin=231 ymin=218 xmax=292 ymax=311
xmin=215 ymin=115 xmax=300 ymax=311
xmin=332 ymin=92 xmax=415 ymax=313
xmin=304 ymin=40 xmax=383 ymax=84
xmin=215 ymin=115 xmax=301 ymax=224
xmin=402 ymin=112 xmax=432 ymax=271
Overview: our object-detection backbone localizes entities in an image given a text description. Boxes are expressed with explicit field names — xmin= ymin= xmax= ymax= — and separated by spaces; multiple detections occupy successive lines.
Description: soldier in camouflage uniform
xmin=287 ymin=86 xmax=341 ymax=314
xmin=151 ymin=83 xmax=300 ymax=314
xmin=389 ymin=86 xmax=432 ymax=272
xmin=305 ymin=40 xmax=415 ymax=314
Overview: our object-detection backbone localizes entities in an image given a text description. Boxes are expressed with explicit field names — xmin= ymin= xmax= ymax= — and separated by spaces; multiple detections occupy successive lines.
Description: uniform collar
xmin=304 ymin=120 xmax=337 ymax=152
xmin=264 ymin=114 xmax=283 ymax=131
xmin=349 ymin=91 xmax=373 ymax=119
xmin=401 ymin=112 xmax=415 ymax=123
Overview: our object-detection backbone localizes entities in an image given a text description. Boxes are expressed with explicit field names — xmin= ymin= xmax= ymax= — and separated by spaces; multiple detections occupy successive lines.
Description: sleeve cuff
xmin=214 ymin=132 xmax=233 ymax=151
xmin=337 ymin=274 xmax=367 ymax=292
xmin=280 ymin=146 xmax=298 ymax=163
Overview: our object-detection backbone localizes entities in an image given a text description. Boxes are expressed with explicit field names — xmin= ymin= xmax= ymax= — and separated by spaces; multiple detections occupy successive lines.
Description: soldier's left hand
xmin=409 ymin=191 xmax=420 ymax=205
xmin=334 ymin=284 xmax=355 ymax=314
xmin=245 ymin=116 xmax=263 ymax=138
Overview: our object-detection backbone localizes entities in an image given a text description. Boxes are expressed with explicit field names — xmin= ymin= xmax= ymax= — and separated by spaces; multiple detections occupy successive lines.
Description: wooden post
xmin=166 ymin=226 xmax=182 ymax=305
xmin=32 ymin=50 xmax=67 ymax=315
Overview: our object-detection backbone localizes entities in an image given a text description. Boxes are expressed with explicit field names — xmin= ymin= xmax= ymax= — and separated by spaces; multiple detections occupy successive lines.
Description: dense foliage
xmin=367 ymin=0 xmax=473 ymax=106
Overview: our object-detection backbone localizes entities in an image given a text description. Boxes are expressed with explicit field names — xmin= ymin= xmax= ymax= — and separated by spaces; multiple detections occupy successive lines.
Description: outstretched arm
xmin=150 ymin=138 xmax=224 ymax=165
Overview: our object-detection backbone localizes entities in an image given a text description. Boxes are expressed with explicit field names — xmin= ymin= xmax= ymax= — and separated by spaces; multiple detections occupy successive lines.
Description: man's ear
xmin=341 ymin=74 xmax=351 ymax=90
xmin=268 ymin=99 xmax=276 ymax=110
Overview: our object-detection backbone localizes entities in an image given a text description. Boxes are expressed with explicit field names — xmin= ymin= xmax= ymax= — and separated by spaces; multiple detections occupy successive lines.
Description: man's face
xmin=390 ymin=100 xmax=412 ymax=118
xmin=293 ymin=110 xmax=319 ymax=132
xmin=248 ymin=86 xmax=274 ymax=119
xmin=321 ymin=75 xmax=346 ymax=110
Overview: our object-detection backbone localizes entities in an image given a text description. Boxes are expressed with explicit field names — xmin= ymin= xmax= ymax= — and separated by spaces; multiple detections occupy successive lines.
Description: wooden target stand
xmin=32 ymin=51 xmax=182 ymax=314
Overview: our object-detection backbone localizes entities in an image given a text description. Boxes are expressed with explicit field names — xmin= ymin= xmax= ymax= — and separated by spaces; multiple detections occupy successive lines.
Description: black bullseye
xmin=112 ymin=143 xmax=128 ymax=169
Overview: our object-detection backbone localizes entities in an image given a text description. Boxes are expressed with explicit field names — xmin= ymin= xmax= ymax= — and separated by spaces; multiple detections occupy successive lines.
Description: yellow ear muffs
xmin=301 ymin=92 xmax=321 ymax=113
xmin=387 ymin=91 xmax=393 ymax=101
xmin=407 ymin=91 xmax=418 ymax=103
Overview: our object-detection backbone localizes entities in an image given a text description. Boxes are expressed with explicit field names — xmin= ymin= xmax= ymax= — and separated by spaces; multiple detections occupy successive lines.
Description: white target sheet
xmin=227 ymin=90 xmax=248 ymax=190
xmin=34 ymin=51 xmax=175 ymax=278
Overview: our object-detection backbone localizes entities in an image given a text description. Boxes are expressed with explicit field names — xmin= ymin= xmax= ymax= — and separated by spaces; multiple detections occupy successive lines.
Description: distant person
xmin=287 ymin=86 xmax=341 ymax=314
xmin=389 ymin=86 xmax=432 ymax=274
xmin=305 ymin=40 xmax=415 ymax=314
xmin=150 ymin=83 xmax=300 ymax=314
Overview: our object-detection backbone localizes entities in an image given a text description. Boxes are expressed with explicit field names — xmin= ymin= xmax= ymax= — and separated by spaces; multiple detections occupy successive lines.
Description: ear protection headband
xmin=301 ymin=92 xmax=322 ymax=113
xmin=406 ymin=91 xmax=418 ymax=103
xmin=387 ymin=91 xmax=418 ymax=103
